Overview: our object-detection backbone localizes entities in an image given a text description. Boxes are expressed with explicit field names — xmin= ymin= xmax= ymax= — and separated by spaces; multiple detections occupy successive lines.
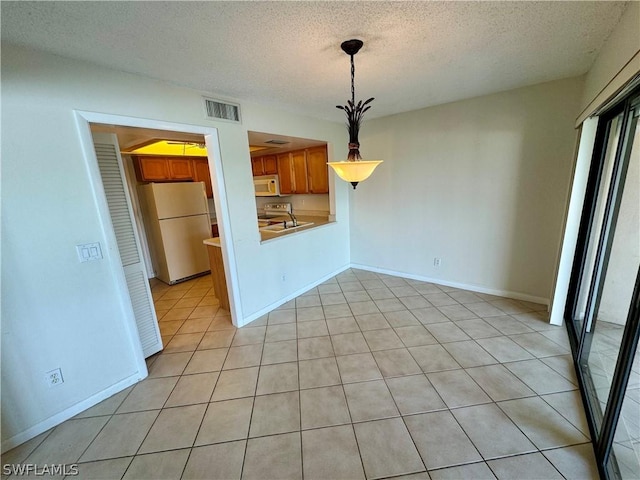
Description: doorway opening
xmin=75 ymin=111 xmax=241 ymax=367
xmin=91 ymin=124 xmax=216 ymax=283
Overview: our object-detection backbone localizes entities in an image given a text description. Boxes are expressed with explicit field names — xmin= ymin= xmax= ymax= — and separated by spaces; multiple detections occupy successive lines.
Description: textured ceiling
xmin=1 ymin=1 xmax=629 ymax=121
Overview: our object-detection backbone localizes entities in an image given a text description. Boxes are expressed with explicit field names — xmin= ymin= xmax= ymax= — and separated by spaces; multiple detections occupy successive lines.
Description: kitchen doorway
xmin=90 ymin=125 xmax=214 ymax=282
xmin=75 ymin=111 xmax=241 ymax=362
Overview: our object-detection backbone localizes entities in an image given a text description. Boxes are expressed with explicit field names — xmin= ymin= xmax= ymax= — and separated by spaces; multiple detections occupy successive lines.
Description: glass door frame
xmin=564 ymin=88 xmax=640 ymax=479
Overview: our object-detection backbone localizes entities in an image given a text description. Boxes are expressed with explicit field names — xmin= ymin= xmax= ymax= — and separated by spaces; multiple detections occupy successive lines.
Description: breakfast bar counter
xmin=202 ymin=237 xmax=229 ymax=310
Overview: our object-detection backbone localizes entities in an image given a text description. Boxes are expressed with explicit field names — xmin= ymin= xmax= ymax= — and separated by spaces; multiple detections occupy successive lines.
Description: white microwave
xmin=254 ymin=175 xmax=281 ymax=196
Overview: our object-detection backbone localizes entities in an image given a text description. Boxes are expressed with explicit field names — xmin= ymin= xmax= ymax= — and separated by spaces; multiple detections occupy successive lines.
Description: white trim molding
xmin=350 ymin=263 xmax=550 ymax=306
xmin=1 ymin=373 xmax=143 ymax=453
xmin=240 ymin=264 xmax=351 ymax=327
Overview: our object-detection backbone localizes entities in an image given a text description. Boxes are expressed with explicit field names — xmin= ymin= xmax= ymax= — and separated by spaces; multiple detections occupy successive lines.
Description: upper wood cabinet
xmin=251 ymin=155 xmax=278 ymax=176
xmin=134 ymin=156 xmax=170 ymax=181
xmin=306 ymin=146 xmax=329 ymax=194
xmin=275 ymin=146 xmax=329 ymax=195
xmin=277 ymin=153 xmax=294 ymax=195
xmin=134 ymin=156 xmax=193 ymax=181
xmin=291 ymin=150 xmax=309 ymax=194
xmin=192 ymin=158 xmax=213 ymax=198
xmin=133 ymin=155 xmax=213 ymax=198
xmin=251 ymin=157 xmax=263 ymax=176
xmin=168 ymin=158 xmax=193 ymax=180
xmin=263 ymin=155 xmax=278 ymax=175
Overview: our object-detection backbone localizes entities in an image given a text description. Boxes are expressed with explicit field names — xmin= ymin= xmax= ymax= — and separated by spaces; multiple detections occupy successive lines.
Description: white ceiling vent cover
xmin=203 ymin=97 xmax=241 ymax=123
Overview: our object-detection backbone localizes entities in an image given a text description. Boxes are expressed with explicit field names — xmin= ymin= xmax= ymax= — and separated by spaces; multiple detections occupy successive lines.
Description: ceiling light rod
xmin=339 ymin=39 xmax=370 ymax=163
xmin=343 ymin=39 xmax=363 ymax=109
xmin=328 ymin=39 xmax=383 ymax=189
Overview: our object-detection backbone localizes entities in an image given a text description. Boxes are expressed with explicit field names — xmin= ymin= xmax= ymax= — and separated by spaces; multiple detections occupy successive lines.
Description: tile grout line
xmin=295 ymin=316 xmax=304 ymax=480
xmin=123 ymin=278 xmax=215 ymax=477
xmin=66 ymin=380 xmax=141 ymax=473
xmin=14 ymin=271 xmax=593 ymax=479
xmin=177 ymin=324 xmax=238 ymax=479
xmin=237 ymin=318 xmax=267 ymax=479
xmin=326 ymin=318 xmax=369 ymax=479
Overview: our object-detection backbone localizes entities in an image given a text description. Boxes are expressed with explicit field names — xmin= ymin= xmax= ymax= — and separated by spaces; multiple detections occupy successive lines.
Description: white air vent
xmin=203 ymin=97 xmax=241 ymax=123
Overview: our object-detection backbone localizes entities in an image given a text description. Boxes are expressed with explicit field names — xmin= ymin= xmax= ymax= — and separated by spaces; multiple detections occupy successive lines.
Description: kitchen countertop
xmin=204 ymin=215 xmax=333 ymax=244
xmin=203 ymin=237 xmax=221 ymax=247
xmin=259 ymin=214 xmax=332 ymax=242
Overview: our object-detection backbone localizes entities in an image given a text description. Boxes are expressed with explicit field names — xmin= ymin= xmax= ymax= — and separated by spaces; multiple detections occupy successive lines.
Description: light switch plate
xmin=76 ymin=242 xmax=103 ymax=262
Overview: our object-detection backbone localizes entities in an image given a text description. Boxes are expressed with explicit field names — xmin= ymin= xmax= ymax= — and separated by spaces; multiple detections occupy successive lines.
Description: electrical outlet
xmin=433 ymin=257 xmax=442 ymax=268
xmin=45 ymin=368 xmax=64 ymax=387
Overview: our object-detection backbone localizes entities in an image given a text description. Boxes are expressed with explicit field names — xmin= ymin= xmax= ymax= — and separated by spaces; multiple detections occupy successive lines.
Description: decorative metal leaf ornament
xmin=336 ymin=40 xmax=374 ymax=161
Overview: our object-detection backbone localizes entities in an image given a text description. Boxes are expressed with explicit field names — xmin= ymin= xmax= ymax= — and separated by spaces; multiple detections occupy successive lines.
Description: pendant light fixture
xmin=328 ymin=39 xmax=383 ymax=189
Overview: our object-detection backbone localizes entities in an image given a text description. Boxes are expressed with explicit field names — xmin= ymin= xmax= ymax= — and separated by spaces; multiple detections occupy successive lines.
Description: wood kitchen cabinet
xmin=251 ymin=157 xmax=263 ymax=176
xmin=206 ymin=242 xmax=230 ymax=311
xmin=263 ymin=155 xmax=278 ymax=175
xmin=168 ymin=158 xmax=193 ymax=180
xmin=134 ymin=156 xmax=193 ymax=182
xmin=251 ymin=155 xmax=278 ymax=176
xmin=134 ymin=156 xmax=171 ymax=181
xmin=306 ymin=146 xmax=329 ymax=193
xmin=275 ymin=146 xmax=329 ymax=195
xmin=192 ymin=158 xmax=213 ymax=198
xmin=291 ymin=150 xmax=308 ymax=194
xmin=134 ymin=156 xmax=213 ymax=198
xmin=277 ymin=153 xmax=295 ymax=194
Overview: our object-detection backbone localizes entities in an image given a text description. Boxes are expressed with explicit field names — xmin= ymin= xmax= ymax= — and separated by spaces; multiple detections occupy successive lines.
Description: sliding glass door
xmin=566 ymin=89 xmax=640 ymax=479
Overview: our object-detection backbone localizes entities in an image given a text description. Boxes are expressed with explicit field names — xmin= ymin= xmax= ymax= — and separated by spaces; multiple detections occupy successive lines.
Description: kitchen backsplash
xmin=255 ymin=194 xmax=329 ymax=215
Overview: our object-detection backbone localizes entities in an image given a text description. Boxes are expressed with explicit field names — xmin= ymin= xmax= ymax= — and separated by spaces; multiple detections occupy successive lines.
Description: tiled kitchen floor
xmin=2 ymin=269 xmax=600 ymax=479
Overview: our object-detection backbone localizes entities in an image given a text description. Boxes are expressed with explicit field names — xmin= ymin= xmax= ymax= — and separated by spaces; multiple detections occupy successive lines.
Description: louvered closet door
xmin=92 ymin=132 xmax=163 ymax=358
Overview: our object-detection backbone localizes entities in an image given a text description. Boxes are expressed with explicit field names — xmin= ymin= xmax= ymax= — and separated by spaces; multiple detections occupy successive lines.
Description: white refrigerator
xmin=138 ymin=182 xmax=211 ymax=284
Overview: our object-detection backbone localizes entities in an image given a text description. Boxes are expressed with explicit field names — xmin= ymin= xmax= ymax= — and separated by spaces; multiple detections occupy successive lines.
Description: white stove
xmin=258 ymin=203 xmax=292 ymax=226
xmin=262 ymin=203 xmax=292 ymax=217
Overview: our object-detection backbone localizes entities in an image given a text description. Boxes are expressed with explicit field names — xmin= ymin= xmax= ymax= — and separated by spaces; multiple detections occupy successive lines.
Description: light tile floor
xmin=2 ymin=269 xmax=601 ymax=479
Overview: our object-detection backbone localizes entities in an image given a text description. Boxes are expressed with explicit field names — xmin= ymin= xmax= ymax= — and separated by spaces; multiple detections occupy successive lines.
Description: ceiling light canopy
xmin=328 ymin=39 xmax=382 ymax=189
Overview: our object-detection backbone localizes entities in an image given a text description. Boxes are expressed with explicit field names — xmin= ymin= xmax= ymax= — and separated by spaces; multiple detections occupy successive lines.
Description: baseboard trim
xmin=1 ymin=372 xmax=144 ymax=454
xmin=239 ymin=264 xmax=352 ymax=327
xmin=350 ymin=263 xmax=550 ymax=306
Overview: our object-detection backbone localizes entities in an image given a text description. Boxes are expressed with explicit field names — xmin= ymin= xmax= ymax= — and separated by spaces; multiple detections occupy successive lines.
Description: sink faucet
xmin=287 ymin=211 xmax=298 ymax=227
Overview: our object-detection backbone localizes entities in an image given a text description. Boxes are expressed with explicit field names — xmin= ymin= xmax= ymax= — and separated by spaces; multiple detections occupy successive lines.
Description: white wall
xmin=351 ymin=77 xmax=584 ymax=302
xmin=578 ymin=1 xmax=640 ymax=122
xmin=1 ymin=45 xmax=349 ymax=449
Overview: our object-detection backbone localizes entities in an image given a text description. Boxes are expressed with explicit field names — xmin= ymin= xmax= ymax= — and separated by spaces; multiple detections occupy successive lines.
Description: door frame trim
xmin=74 ymin=111 xmax=242 ymax=354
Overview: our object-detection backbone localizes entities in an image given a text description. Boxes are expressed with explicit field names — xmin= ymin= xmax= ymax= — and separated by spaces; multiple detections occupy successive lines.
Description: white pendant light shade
xmin=327 ymin=160 xmax=383 ymax=186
